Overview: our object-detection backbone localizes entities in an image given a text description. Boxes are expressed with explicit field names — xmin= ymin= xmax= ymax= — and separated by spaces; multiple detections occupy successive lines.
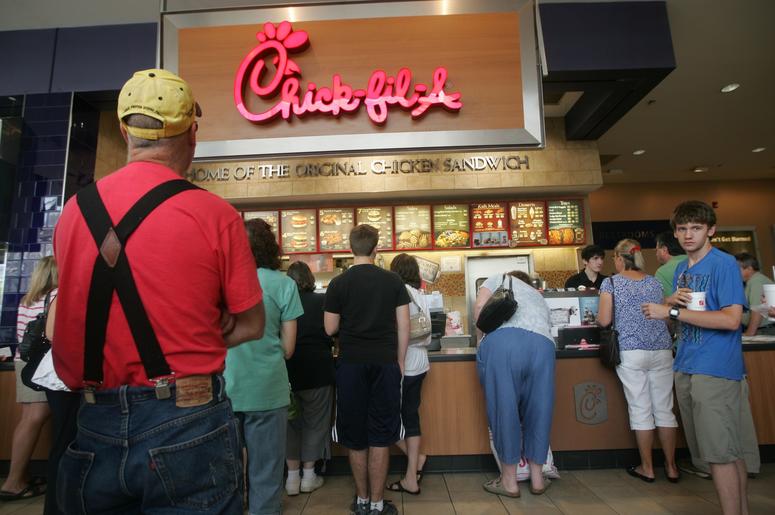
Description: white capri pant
xmin=616 ymin=349 xmax=678 ymax=431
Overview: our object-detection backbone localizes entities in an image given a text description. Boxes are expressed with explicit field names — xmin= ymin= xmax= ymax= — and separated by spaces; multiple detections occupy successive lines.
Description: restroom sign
xmin=234 ymin=21 xmax=463 ymax=125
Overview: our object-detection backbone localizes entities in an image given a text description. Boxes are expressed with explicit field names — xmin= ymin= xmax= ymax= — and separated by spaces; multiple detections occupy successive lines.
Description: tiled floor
xmin=2 ymin=465 xmax=775 ymax=514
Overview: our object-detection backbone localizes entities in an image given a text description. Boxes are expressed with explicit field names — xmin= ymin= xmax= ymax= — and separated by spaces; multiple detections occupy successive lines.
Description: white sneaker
xmin=300 ymin=474 xmax=324 ymax=493
xmin=285 ymin=476 xmax=301 ymax=496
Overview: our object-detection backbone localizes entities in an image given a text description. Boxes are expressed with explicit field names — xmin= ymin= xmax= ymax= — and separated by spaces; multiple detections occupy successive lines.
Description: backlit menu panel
xmin=547 ymin=200 xmax=585 ymax=245
xmin=243 ymin=210 xmax=279 ymax=239
xmin=318 ymin=208 xmax=354 ymax=252
xmin=509 ymin=201 xmax=547 ymax=246
xmin=394 ymin=205 xmax=432 ymax=249
xmin=433 ymin=204 xmax=470 ymax=248
xmin=355 ymin=207 xmax=394 ymax=250
xmin=471 ymin=203 xmax=508 ymax=248
xmin=281 ymin=209 xmax=317 ymax=253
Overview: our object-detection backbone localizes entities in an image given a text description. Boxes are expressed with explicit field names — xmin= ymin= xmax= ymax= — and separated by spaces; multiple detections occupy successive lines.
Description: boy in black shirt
xmin=325 ymin=224 xmax=410 ymax=515
xmin=565 ymin=244 xmax=607 ymax=289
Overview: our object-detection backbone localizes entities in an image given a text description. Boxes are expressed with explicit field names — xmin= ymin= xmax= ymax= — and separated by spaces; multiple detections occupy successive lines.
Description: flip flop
xmin=386 ymin=479 xmax=420 ymax=495
xmin=416 ymin=455 xmax=427 ymax=484
xmin=626 ymin=466 xmax=655 ymax=483
xmin=483 ymin=478 xmax=520 ymax=498
xmin=0 ymin=482 xmax=46 ymax=502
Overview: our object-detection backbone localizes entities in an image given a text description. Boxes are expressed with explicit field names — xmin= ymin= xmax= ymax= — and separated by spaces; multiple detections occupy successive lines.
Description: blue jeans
xmin=238 ymin=407 xmax=288 ymax=515
xmin=57 ymin=375 xmax=243 ymax=514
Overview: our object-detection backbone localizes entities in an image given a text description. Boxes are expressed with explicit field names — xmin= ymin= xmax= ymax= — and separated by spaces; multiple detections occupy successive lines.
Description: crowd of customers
xmin=2 ymin=69 xmax=773 ymax=515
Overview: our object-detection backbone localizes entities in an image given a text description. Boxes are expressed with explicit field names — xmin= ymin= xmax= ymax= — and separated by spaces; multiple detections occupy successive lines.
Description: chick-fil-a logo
xmin=234 ymin=21 xmax=463 ymax=125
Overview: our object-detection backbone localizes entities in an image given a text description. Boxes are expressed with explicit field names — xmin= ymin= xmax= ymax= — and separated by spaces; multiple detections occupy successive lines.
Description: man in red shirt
xmin=52 ymin=68 xmax=264 ymax=514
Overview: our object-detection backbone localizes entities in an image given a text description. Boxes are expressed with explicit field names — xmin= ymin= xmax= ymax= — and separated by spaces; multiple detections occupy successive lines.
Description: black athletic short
xmin=333 ymin=362 xmax=401 ymax=449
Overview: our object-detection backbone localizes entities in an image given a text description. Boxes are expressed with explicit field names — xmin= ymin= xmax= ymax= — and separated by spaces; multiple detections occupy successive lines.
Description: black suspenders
xmin=76 ymin=179 xmax=200 ymax=398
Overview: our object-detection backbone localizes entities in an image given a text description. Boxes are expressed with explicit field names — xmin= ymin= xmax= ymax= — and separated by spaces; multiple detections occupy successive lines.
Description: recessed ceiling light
xmin=632 ymin=149 xmax=646 ymax=156
xmin=693 ymin=166 xmax=709 ymax=173
xmin=752 ymin=147 xmax=766 ymax=153
xmin=721 ymin=83 xmax=740 ymax=93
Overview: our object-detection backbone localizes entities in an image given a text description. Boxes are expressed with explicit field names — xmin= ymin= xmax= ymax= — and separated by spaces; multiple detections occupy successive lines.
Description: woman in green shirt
xmin=225 ymin=219 xmax=303 ymax=515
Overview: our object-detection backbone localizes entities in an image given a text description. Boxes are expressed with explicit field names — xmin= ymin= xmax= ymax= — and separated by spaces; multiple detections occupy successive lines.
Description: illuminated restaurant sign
xmin=234 ymin=21 xmax=463 ymax=125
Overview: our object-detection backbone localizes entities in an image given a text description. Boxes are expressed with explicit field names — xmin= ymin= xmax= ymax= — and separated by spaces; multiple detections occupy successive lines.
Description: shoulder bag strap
xmin=610 ymin=275 xmax=616 ymax=330
xmin=76 ymin=179 xmax=200 ymax=385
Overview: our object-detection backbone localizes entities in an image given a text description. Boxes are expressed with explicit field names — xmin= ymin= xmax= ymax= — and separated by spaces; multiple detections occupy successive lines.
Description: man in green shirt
xmin=654 ymin=231 xmax=687 ymax=299
xmin=735 ymin=252 xmax=774 ymax=336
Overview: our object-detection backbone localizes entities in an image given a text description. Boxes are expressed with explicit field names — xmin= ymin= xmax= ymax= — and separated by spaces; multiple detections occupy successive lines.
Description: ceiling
xmin=594 ymin=0 xmax=775 ymax=184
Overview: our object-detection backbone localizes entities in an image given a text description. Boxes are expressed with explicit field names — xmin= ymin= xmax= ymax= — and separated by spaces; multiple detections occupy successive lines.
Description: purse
xmin=475 ymin=274 xmax=518 ymax=334
xmin=409 ymin=298 xmax=432 ymax=340
xmin=599 ymin=276 xmax=621 ymax=369
xmin=19 ymin=292 xmax=52 ymax=362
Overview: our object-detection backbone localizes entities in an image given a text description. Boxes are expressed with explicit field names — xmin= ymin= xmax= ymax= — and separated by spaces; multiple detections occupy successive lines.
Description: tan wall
xmin=589 ymin=180 xmax=775 ymax=275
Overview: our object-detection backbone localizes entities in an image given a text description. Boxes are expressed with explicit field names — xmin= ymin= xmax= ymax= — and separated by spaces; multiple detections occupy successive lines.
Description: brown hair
xmin=349 ymin=224 xmax=379 ymax=256
xmin=287 ymin=261 xmax=316 ymax=292
xmin=507 ymin=270 xmax=532 ymax=286
xmin=670 ymin=200 xmax=717 ymax=230
xmin=245 ymin=218 xmax=281 ymax=270
xmin=390 ymin=253 xmax=422 ymax=289
xmin=21 ymin=256 xmax=58 ymax=306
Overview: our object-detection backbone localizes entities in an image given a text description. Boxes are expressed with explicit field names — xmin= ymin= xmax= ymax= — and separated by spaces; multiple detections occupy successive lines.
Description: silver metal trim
xmin=162 ymin=0 xmax=545 ymax=158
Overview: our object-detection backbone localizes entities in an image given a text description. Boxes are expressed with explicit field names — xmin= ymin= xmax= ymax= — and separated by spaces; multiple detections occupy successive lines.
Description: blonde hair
xmin=21 ymin=256 xmax=58 ymax=306
xmin=614 ymin=238 xmax=645 ymax=271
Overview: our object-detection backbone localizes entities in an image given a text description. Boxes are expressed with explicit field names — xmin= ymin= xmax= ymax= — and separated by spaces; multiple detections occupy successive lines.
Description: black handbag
xmin=599 ymin=276 xmax=621 ymax=369
xmin=476 ymin=274 xmax=518 ymax=334
xmin=20 ymin=292 xmax=53 ymax=391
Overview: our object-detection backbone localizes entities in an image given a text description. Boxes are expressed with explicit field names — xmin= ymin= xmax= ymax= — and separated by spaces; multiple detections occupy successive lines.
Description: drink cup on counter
xmin=687 ymin=291 xmax=707 ymax=311
xmin=763 ymin=284 xmax=775 ymax=307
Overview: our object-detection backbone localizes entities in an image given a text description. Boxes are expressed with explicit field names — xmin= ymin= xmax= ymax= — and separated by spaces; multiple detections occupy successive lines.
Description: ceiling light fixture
xmin=752 ymin=147 xmax=766 ymax=153
xmin=720 ymin=83 xmax=740 ymax=93
xmin=632 ymin=149 xmax=646 ymax=156
xmin=693 ymin=166 xmax=709 ymax=173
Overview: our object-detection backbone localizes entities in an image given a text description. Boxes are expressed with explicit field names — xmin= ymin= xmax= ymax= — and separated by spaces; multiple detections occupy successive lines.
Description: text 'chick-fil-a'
xmin=234 ymin=21 xmax=463 ymax=125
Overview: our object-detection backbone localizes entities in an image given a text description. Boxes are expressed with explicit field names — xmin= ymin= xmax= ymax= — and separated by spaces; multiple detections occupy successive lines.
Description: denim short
xmin=57 ymin=375 xmax=244 ymax=514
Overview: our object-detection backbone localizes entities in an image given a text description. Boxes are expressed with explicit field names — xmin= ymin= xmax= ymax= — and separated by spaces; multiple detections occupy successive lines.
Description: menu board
xmin=547 ymin=199 xmax=586 ymax=245
xmin=355 ymin=206 xmax=394 ymax=250
xmin=318 ymin=208 xmax=354 ymax=252
xmin=280 ymin=209 xmax=317 ymax=253
xmin=394 ymin=205 xmax=432 ymax=249
xmin=471 ymin=203 xmax=508 ymax=248
xmin=243 ymin=210 xmax=279 ymax=239
xmin=509 ymin=201 xmax=547 ymax=246
xmin=432 ymin=204 xmax=470 ymax=248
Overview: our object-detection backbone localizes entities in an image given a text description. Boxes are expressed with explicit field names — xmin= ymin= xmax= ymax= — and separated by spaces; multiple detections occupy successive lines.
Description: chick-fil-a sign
xmin=234 ymin=21 xmax=463 ymax=125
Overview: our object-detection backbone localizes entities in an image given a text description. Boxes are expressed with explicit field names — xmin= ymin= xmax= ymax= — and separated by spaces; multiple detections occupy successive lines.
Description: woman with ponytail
xmin=597 ymin=239 xmax=680 ymax=483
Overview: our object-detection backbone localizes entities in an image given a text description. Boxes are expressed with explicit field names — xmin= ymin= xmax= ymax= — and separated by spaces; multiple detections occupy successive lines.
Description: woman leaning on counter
xmin=474 ymin=271 xmax=555 ymax=498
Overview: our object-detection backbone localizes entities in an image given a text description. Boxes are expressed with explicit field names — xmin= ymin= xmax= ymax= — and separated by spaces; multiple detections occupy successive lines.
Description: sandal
xmin=386 ymin=479 xmax=420 ymax=495
xmin=483 ymin=478 xmax=520 ymax=498
xmin=0 ymin=482 xmax=46 ymax=502
xmin=416 ymin=455 xmax=427 ymax=484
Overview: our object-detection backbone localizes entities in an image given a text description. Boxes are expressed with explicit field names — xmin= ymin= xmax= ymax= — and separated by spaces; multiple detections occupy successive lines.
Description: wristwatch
xmin=669 ymin=307 xmax=680 ymax=320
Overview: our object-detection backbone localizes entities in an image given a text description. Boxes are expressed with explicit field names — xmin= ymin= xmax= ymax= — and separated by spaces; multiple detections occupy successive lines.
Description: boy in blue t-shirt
xmin=642 ymin=200 xmax=747 ymax=515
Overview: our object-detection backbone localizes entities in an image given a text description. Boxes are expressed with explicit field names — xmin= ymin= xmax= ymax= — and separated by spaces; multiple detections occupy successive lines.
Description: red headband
xmin=629 ymin=246 xmax=641 ymax=255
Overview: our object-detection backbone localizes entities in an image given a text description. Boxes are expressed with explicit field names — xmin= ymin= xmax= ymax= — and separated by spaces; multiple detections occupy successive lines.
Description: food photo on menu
xmin=394 ymin=205 xmax=432 ymax=249
xmin=355 ymin=207 xmax=394 ymax=250
xmin=433 ymin=204 xmax=470 ymax=249
xmin=509 ymin=201 xmax=547 ymax=246
xmin=319 ymin=208 xmax=354 ymax=251
xmin=281 ymin=209 xmax=317 ymax=253
xmin=547 ymin=199 xmax=585 ymax=245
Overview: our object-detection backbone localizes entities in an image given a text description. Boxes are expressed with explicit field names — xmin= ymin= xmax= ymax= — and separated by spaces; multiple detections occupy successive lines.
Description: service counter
xmin=3 ymin=343 xmax=775 ymax=464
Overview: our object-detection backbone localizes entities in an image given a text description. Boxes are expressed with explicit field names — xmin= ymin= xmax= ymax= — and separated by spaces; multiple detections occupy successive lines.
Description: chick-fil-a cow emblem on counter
xmin=234 ymin=21 xmax=463 ymax=125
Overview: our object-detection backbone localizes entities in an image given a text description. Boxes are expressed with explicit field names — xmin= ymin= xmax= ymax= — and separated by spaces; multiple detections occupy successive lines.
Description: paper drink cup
xmin=687 ymin=292 xmax=707 ymax=311
xmin=763 ymin=284 xmax=775 ymax=307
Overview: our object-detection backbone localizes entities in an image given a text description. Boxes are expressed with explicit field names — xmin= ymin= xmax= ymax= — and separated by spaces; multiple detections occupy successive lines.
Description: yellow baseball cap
xmin=117 ymin=69 xmax=202 ymax=140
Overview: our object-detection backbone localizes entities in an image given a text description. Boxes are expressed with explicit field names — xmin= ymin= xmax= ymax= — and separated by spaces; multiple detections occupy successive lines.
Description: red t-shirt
xmin=53 ymin=162 xmax=262 ymax=389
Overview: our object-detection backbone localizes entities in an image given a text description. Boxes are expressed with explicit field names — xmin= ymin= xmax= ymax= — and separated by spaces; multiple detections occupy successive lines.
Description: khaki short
xmin=675 ymin=372 xmax=743 ymax=464
xmin=14 ymin=360 xmax=48 ymax=403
